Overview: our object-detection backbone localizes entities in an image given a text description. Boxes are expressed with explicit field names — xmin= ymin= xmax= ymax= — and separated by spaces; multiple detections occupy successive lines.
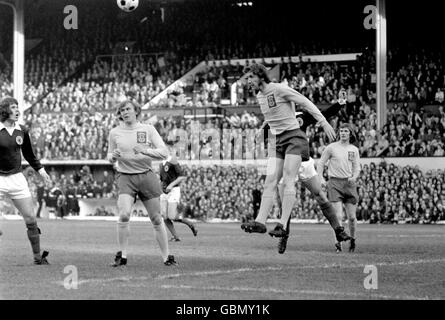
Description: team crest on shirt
xmin=348 ymin=151 xmax=355 ymax=161
xmin=266 ymin=94 xmax=277 ymax=108
xmin=136 ymin=131 xmax=147 ymax=143
xmin=16 ymin=135 xmax=23 ymax=145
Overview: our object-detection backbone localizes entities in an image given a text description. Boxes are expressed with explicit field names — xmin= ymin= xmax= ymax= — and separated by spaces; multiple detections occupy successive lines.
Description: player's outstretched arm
xmin=281 ymin=87 xmax=336 ymax=142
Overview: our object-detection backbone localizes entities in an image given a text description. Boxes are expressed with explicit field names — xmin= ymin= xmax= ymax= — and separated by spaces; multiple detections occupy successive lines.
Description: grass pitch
xmin=1 ymin=220 xmax=444 ymax=300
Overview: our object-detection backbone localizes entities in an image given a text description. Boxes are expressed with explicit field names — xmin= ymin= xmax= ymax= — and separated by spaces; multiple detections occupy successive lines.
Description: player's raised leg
xmin=301 ymin=175 xmax=351 ymax=242
xmin=269 ymin=153 xmax=300 ymax=237
xmin=170 ymin=201 xmax=197 ymax=237
xmin=13 ymin=197 xmax=49 ymax=265
xmin=161 ymin=193 xmax=180 ymax=241
xmin=241 ymin=156 xmax=284 ymax=233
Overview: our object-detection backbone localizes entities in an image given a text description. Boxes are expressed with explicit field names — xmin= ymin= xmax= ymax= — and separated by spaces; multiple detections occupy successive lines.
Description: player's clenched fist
xmin=112 ymin=149 xmax=121 ymax=159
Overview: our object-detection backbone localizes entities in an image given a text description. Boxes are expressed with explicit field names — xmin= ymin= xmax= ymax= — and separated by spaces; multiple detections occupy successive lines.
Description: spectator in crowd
xmin=25 ymin=160 xmax=444 ymax=224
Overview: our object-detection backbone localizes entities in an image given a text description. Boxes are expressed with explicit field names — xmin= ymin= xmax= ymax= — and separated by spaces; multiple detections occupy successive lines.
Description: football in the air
xmin=117 ymin=0 xmax=139 ymax=12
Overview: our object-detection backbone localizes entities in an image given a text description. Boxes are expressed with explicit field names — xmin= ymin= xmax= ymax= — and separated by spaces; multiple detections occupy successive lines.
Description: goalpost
xmin=0 ymin=0 xmax=25 ymax=123
xmin=376 ymin=0 xmax=387 ymax=130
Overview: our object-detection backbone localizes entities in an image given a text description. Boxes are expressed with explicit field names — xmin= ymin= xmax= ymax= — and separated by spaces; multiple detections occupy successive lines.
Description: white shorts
xmin=278 ymin=158 xmax=317 ymax=185
xmin=297 ymin=157 xmax=317 ymax=181
xmin=160 ymin=187 xmax=181 ymax=219
xmin=160 ymin=187 xmax=181 ymax=203
xmin=0 ymin=172 xmax=32 ymax=200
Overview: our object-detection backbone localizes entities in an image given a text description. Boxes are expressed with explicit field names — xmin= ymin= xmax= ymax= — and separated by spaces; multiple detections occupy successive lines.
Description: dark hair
xmin=0 ymin=96 xmax=18 ymax=122
xmin=242 ymin=63 xmax=271 ymax=83
xmin=116 ymin=100 xmax=142 ymax=121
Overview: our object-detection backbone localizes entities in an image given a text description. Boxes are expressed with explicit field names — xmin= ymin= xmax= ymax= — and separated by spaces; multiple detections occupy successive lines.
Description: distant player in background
xmin=160 ymin=141 xmax=197 ymax=242
xmin=0 ymin=97 xmax=52 ymax=264
xmin=318 ymin=123 xmax=361 ymax=252
xmin=274 ymin=90 xmax=352 ymax=254
xmin=48 ymin=182 xmax=66 ymax=219
xmin=108 ymin=100 xmax=176 ymax=266
xmin=240 ymin=63 xmax=336 ymax=238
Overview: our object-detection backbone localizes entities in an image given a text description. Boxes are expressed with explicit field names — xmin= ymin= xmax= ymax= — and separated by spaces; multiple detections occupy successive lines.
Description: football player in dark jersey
xmin=159 ymin=141 xmax=197 ymax=241
xmin=0 ymin=97 xmax=52 ymax=264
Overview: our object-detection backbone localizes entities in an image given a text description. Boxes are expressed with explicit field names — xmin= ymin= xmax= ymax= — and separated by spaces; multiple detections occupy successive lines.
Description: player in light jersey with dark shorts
xmin=274 ymin=90 xmax=352 ymax=254
xmin=318 ymin=123 xmax=360 ymax=252
xmin=108 ymin=100 xmax=176 ymax=266
xmin=159 ymin=141 xmax=197 ymax=241
xmin=0 ymin=97 xmax=52 ymax=264
xmin=240 ymin=63 xmax=336 ymax=238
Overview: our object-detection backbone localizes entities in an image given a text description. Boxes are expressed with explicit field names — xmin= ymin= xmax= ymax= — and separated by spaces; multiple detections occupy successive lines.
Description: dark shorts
xmin=327 ymin=177 xmax=359 ymax=205
xmin=269 ymin=129 xmax=310 ymax=160
xmin=116 ymin=171 xmax=162 ymax=201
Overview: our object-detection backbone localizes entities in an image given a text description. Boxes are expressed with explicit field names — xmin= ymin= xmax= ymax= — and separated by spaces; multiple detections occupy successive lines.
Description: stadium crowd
xmin=180 ymin=162 xmax=445 ymax=224
xmin=21 ymin=162 xmax=445 ymax=223
xmin=17 ymin=99 xmax=445 ymax=162
xmin=1 ymin=47 xmax=443 ymax=113
xmin=1 ymin=0 xmax=444 ymax=224
xmin=1 ymin=0 xmax=443 ymax=113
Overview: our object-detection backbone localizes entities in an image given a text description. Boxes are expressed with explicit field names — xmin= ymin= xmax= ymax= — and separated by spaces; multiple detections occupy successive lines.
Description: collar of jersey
xmin=0 ymin=122 xmax=22 ymax=132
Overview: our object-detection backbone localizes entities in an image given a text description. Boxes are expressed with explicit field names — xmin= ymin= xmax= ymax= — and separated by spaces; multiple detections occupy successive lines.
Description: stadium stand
xmin=0 ymin=0 xmax=444 ymax=223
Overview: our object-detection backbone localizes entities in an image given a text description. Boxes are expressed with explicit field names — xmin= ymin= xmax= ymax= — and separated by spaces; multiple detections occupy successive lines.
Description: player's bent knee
xmin=264 ymin=175 xmax=278 ymax=186
xmin=314 ymin=191 xmax=329 ymax=203
xmin=151 ymin=213 xmax=163 ymax=226
xmin=264 ymin=182 xmax=278 ymax=193
xmin=24 ymin=216 xmax=37 ymax=226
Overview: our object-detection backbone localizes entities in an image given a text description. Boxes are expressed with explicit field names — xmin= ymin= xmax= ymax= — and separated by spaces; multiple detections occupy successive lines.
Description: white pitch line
xmin=304 ymin=258 xmax=445 ymax=270
xmin=159 ymin=284 xmax=434 ymax=300
xmin=53 ymin=267 xmax=282 ymax=286
xmin=156 ymin=258 xmax=445 ymax=280
xmin=155 ymin=266 xmax=283 ymax=280
xmin=55 ymin=257 xmax=445 ymax=287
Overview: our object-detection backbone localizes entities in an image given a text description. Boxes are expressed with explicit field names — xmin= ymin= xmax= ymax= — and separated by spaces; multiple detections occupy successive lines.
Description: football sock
xmin=349 ymin=218 xmax=357 ymax=239
xmin=320 ymin=201 xmax=341 ymax=230
xmin=117 ymin=222 xmax=130 ymax=258
xmin=278 ymin=184 xmax=284 ymax=213
xmin=26 ymin=222 xmax=41 ymax=259
xmin=255 ymin=191 xmax=275 ymax=225
xmin=285 ymin=216 xmax=290 ymax=236
xmin=153 ymin=222 xmax=169 ymax=262
xmin=279 ymin=189 xmax=296 ymax=230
